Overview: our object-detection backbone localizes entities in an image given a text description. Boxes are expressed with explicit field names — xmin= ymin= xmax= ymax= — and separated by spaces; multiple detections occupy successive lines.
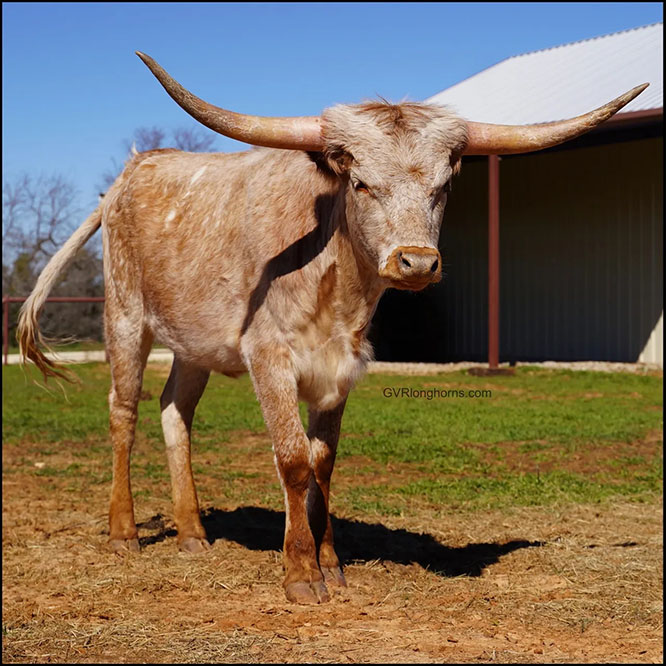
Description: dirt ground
xmin=2 ymin=435 xmax=662 ymax=664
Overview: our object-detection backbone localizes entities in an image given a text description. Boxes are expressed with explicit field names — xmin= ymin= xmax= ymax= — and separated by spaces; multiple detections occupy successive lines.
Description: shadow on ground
xmin=140 ymin=507 xmax=543 ymax=578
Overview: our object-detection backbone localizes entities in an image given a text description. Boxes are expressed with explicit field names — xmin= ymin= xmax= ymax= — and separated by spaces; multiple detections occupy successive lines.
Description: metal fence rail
xmin=2 ymin=296 xmax=105 ymax=365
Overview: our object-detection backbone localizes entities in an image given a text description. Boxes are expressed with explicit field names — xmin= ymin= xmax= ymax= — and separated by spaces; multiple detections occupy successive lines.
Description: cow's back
xmin=100 ymin=147 xmax=339 ymax=372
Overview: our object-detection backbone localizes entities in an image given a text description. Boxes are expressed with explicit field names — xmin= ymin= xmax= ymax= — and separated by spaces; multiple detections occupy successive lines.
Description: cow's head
xmin=319 ymin=102 xmax=467 ymax=290
xmin=135 ymin=51 xmax=648 ymax=290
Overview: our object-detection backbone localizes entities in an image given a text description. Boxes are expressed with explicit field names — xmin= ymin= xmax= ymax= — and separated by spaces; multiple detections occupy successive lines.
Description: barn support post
xmin=488 ymin=154 xmax=500 ymax=369
xmin=469 ymin=155 xmax=513 ymax=377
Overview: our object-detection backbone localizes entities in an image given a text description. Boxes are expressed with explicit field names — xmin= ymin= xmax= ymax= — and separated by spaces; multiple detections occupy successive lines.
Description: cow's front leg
xmin=307 ymin=400 xmax=347 ymax=589
xmin=247 ymin=346 xmax=329 ymax=604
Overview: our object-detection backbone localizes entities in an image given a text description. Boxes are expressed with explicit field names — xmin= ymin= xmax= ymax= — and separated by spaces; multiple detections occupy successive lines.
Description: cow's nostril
xmin=400 ymin=255 xmax=412 ymax=268
xmin=430 ymin=258 xmax=439 ymax=273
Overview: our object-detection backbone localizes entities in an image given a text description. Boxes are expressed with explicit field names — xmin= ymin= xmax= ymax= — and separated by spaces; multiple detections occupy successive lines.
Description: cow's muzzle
xmin=379 ymin=246 xmax=442 ymax=290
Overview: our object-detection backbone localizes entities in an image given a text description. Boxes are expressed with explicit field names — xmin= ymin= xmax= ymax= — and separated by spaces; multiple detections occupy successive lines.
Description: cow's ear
xmin=450 ymin=151 xmax=463 ymax=177
xmin=324 ymin=146 xmax=354 ymax=176
xmin=307 ymin=146 xmax=353 ymax=179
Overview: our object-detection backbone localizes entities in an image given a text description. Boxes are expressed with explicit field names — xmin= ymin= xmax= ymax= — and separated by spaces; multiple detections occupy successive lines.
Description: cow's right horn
xmin=136 ymin=52 xmax=324 ymax=151
xmin=463 ymin=83 xmax=649 ymax=155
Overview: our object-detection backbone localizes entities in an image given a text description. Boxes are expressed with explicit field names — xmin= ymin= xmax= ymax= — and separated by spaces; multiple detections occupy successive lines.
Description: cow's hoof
xmin=179 ymin=537 xmax=210 ymax=553
xmin=285 ymin=580 xmax=331 ymax=604
xmin=109 ymin=537 xmax=140 ymax=554
xmin=322 ymin=566 xmax=347 ymax=588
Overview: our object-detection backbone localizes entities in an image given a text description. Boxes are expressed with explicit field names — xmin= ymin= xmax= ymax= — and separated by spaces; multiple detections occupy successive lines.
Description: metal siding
xmin=498 ymin=137 xmax=663 ymax=363
xmin=443 ymin=159 xmax=488 ymax=361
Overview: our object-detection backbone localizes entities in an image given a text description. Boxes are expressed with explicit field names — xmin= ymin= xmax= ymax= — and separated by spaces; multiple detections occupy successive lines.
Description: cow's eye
xmin=431 ymin=181 xmax=451 ymax=201
xmin=354 ymin=180 xmax=370 ymax=194
xmin=430 ymin=181 xmax=452 ymax=208
xmin=436 ymin=181 xmax=451 ymax=196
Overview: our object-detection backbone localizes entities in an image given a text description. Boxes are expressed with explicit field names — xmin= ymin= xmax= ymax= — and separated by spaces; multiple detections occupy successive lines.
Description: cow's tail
xmin=17 ymin=207 xmax=103 ymax=382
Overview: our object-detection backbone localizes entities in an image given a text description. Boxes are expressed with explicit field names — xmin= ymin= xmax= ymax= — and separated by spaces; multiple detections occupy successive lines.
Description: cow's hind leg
xmin=307 ymin=401 xmax=347 ymax=589
xmin=160 ymin=357 xmax=210 ymax=553
xmin=107 ymin=317 xmax=153 ymax=554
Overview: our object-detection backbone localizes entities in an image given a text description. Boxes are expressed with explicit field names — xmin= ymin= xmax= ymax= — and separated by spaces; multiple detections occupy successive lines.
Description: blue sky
xmin=3 ymin=2 xmax=662 ymax=211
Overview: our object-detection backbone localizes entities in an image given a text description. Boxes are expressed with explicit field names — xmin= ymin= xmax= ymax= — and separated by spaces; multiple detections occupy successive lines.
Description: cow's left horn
xmin=136 ymin=52 xmax=324 ymax=151
xmin=463 ymin=83 xmax=649 ymax=155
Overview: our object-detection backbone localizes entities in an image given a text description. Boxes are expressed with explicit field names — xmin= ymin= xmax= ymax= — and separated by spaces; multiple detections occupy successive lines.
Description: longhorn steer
xmin=18 ymin=53 xmax=647 ymax=604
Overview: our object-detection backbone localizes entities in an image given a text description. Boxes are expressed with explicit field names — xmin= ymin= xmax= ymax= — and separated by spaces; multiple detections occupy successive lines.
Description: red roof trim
xmin=603 ymin=108 xmax=663 ymax=127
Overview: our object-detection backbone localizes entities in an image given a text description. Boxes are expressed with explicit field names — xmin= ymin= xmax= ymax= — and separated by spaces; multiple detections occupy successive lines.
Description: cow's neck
xmin=328 ymin=206 xmax=385 ymax=340
xmin=290 ymin=210 xmax=383 ymax=410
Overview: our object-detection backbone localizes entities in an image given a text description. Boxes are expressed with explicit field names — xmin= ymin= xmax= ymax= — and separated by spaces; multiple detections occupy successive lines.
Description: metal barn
xmin=371 ymin=23 xmax=663 ymax=367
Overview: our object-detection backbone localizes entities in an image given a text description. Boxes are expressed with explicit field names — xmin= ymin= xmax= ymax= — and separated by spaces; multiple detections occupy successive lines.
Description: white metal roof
xmin=427 ymin=23 xmax=663 ymax=124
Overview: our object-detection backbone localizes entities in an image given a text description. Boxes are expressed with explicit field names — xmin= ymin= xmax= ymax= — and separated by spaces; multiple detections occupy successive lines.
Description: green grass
xmin=2 ymin=363 xmax=662 ymax=514
xmin=345 ymin=371 xmax=661 ymax=456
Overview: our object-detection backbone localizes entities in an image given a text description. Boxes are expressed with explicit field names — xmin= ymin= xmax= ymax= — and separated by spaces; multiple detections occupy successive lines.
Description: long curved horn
xmin=464 ymin=83 xmax=649 ymax=155
xmin=136 ymin=52 xmax=324 ymax=151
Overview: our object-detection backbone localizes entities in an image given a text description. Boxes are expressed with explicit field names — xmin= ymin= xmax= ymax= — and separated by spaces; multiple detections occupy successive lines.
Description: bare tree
xmin=98 ymin=125 xmax=218 ymax=193
xmin=124 ymin=126 xmax=167 ymax=153
xmin=2 ymin=174 xmax=103 ymax=347
xmin=3 ymin=174 xmax=80 ymax=273
xmin=172 ymin=127 xmax=217 ymax=152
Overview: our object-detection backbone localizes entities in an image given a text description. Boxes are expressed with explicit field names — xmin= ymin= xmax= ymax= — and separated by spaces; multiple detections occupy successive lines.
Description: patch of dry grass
xmin=2 ymin=445 xmax=662 ymax=664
